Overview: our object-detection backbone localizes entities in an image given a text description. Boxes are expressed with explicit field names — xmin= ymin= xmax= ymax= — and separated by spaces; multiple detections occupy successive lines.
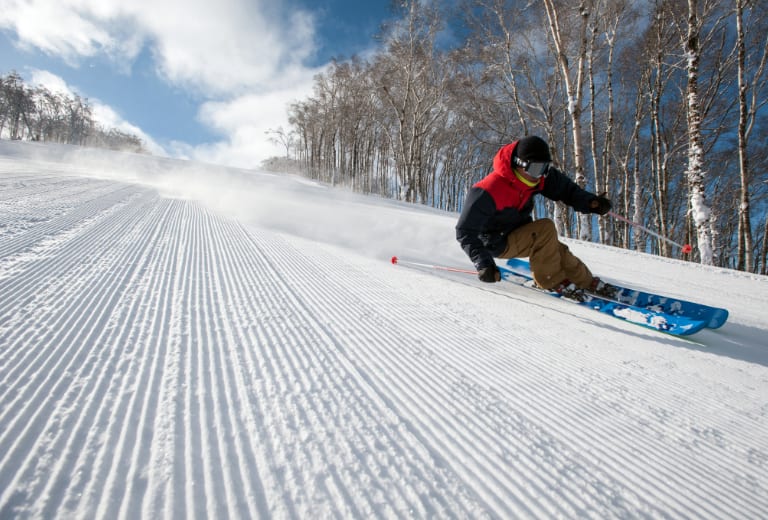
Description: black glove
xmin=478 ymin=265 xmax=501 ymax=283
xmin=590 ymin=192 xmax=612 ymax=215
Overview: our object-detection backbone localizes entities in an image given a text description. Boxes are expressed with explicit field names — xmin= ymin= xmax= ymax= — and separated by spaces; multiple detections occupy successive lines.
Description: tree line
xmin=0 ymin=71 xmax=146 ymax=153
xmin=281 ymin=0 xmax=768 ymax=274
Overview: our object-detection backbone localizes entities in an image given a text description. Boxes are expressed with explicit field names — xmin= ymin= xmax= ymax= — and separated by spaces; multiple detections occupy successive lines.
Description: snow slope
xmin=1 ymin=141 xmax=767 ymax=519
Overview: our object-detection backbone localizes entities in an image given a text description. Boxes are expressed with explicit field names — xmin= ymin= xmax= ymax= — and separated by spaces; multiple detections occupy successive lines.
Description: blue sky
xmin=0 ymin=0 xmax=394 ymax=166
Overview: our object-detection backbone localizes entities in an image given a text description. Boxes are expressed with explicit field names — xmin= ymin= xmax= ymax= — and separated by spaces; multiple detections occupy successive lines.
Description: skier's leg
xmin=500 ymin=218 xmax=577 ymax=290
xmin=559 ymin=242 xmax=594 ymax=288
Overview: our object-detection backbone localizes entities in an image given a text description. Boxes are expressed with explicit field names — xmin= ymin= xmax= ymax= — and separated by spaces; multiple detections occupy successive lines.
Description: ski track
xmin=0 ymin=171 xmax=766 ymax=518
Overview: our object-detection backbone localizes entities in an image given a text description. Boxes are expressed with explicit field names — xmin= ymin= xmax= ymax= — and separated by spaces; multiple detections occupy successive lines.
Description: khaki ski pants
xmin=499 ymin=218 xmax=593 ymax=290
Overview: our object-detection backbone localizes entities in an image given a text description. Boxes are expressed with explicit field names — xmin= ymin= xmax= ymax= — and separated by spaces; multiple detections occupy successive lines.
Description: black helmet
xmin=515 ymin=136 xmax=551 ymax=162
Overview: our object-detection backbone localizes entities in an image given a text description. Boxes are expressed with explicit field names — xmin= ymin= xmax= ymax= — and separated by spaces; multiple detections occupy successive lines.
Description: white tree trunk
xmin=543 ymin=0 xmax=593 ymax=242
xmin=685 ymin=0 xmax=714 ymax=265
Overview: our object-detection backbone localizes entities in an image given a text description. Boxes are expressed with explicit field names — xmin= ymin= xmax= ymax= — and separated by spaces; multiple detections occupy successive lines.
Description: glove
xmin=590 ymin=192 xmax=612 ymax=215
xmin=478 ymin=265 xmax=501 ymax=283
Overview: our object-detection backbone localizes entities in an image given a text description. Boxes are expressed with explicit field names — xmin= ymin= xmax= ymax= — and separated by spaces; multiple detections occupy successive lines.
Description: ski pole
xmin=607 ymin=211 xmax=693 ymax=254
xmin=390 ymin=256 xmax=477 ymax=275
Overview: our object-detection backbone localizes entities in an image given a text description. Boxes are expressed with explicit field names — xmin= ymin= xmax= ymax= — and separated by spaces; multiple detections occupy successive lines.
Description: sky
xmin=0 ymin=0 xmax=394 ymax=166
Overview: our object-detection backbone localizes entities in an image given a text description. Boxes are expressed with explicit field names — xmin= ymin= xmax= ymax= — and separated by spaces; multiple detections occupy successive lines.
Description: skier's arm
xmin=456 ymin=188 xmax=497 ymax=271
xmin=541 ymin=167 xmax=596 ymax=213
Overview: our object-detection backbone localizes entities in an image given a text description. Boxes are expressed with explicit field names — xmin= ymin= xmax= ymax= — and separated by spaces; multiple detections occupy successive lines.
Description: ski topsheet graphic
xmin=496 ymin=263 xmax=707 ymax=336
xmin=503 ymin=258 xmax=728 ymax=329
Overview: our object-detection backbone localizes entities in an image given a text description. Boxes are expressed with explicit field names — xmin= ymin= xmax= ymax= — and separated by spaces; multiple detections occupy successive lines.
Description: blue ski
xmin=497 ymin=263 xmax=709 ymax=336
xmin=503 ymin=258 xmax=728 ymax=329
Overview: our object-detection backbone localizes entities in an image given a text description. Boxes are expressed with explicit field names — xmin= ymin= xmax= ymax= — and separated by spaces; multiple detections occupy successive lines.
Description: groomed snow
xmin=1 ymin=141 xmax=767 ymax=518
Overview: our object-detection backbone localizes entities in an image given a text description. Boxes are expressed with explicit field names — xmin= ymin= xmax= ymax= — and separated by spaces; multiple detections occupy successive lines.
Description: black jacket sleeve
xmin=455 ymin=188 xmax=497 ymax=270
xmin=541 ymin=167 xmax=595 ymax=212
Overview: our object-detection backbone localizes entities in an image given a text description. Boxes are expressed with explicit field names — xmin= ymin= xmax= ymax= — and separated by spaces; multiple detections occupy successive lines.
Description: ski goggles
xmin=513 ymin=156 xmax=551 ymax=178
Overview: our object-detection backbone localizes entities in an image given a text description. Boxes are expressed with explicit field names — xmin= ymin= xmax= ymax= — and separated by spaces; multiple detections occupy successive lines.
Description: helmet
xmin=512 ymin=136 xmax=552 ymax=178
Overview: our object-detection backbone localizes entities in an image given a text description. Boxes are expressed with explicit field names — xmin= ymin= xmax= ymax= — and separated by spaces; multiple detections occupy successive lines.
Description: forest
xmin=0 ymin=71 xmax=146 ymax=154
xmin=281 ymin=0 xmax=768 ymax=273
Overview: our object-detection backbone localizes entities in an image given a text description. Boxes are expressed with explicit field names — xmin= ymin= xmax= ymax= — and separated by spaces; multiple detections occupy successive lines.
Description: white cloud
xmin=189 ymin=68 xmax=322 ymax=168
xmin=27 ymin=69 xmax=71 ymax=96
xmin=1 ymin=0 xmax=329 ymax=166
xmin=1 ymin=0 xmax=319 ymax=92
xmin=1 ymin=0 xmax=116 ymax=63
xmin=133 ymin=0 xmax=318 ymax=94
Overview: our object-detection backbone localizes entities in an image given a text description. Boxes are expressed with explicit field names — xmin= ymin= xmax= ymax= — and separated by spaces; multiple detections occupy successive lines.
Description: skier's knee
xmin=533 ymin=218 xmax=557 ymax=240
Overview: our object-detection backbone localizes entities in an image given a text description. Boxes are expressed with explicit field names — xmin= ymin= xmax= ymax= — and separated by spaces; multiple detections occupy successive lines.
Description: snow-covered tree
xmin=682 ymin=0 xmax=715 ymax=265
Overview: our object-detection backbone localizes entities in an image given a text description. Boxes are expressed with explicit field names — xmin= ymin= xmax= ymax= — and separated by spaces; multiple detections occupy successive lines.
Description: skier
xmin=456 ymin=136 xmax=614 ymax=301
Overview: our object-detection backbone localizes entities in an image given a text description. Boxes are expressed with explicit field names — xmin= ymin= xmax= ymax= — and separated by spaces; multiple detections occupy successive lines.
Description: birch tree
xmin=542 ymin=0 xmax=594 ymax=241
xmin=646 ymin=2 xmax=685 ymax=258
xmin=762 ymin=217 xmax=768 ymax=274
xmin=374 ymin=0 xmax=449 ymax=203
xmin=734 ymin=0 xmax=768 ymax=272
xmin=586 ymin=0 xmax=639 ymax=245
xmin=682 ymin=0 xmax=715 ymax=265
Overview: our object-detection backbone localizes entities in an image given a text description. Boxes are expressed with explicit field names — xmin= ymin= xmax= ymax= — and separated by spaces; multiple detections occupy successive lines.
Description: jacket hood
xmin=492 ymin=141 xmax=545 ymax=189
xmin=493 ymin=141 xmax=519 ymax=181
